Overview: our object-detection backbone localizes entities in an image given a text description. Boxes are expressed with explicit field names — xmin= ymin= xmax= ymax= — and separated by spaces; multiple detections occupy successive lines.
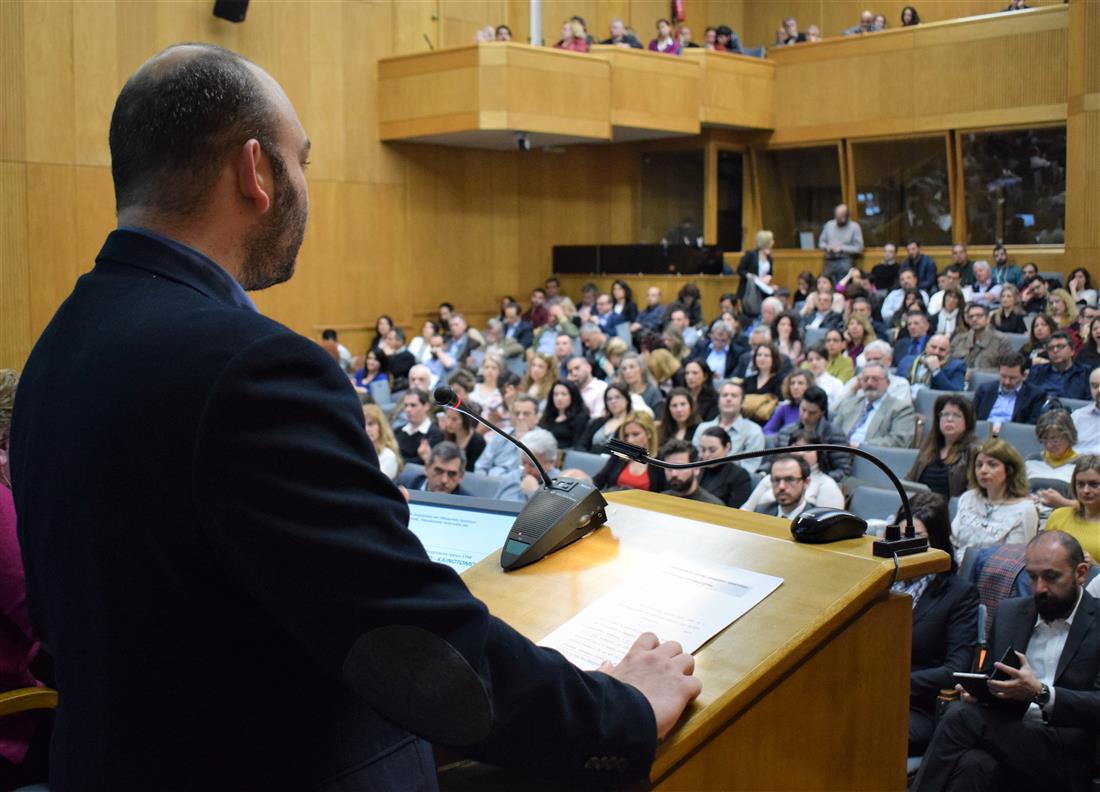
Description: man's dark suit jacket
xmin=910 ymin=574 xmax=979 ymax=718
xmin=503 ymin=319 xmax=534 ymax=349
xmin=1027 ymin=361 xmax=1092 ymax=401
xmin=972 ymin=380 xmax=1046 ymax=424
xmin=405 ymin=476 xmax=473 ymax=498
xmin=10 ymin=230 xmax=656 ymax=790
xmin=893 ymin=332 xmax=929 ymax=366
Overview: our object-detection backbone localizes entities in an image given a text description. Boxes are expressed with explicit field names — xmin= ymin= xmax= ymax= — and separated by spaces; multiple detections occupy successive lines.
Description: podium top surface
xmin=460 ymin=489 xmax=949 ymax=778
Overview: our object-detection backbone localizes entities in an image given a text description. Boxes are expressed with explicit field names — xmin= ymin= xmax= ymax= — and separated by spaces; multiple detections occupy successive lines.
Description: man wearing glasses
xmin=754 ymin=455 xmax=813 ymax=520
xmin=406 ymin=442 xmax=472 ymax=496
xmin=1027 ymin=332 xmax=1092 ymax=401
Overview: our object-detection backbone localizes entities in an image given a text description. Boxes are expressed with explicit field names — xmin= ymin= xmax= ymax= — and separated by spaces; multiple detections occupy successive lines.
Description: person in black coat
xmin=697 ymin=426 xmax=753 ymax=507
xmin=972 ymin=354 xmax=1047 ymax=425
xmin=913 ymin=531 xmax=1100 ymax=792
xmin=9 ymin=45 xmax=698 ymax=791
xmin=901 ymin=493 xmax=979 ymax=757
xmin=729 ymin=231 xmax=775 ymax=312
xmin=538 ymin=380 xmax=590 ymax=450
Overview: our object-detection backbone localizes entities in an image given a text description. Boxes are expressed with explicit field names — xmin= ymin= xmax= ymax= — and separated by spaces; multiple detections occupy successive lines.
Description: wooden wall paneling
xmin=439 ymin=0 xmax=508 ymax=49
xmin=684 ymin=50 xmax=775 ymax=130
xmin=0 ymin=163 xmax=31 ymax=371
xmin=73 ymin=1 xmax=118 ymax=168
xmin=690 ymin=0 xmax=744 ymax=39
xmin=25 ymin=164 xmax=78 ymax=339
xmin=345 ymin=1 xmax=398 ymax=185
xmin=1064 ymin=0 xmax=1100 ymax=265
xmin=73 ymin=166 xmax=116 ymax=281
xmin=1 ymin=0 xmax=26 ymax=163
xmin=949 ymin=130 xmax=967 ymax=245
xmin=306 ymin=1 xmax=347 ymax=183
xmin=23 ymin=0 xmax=74 ymax=165
xmin=392 ymin=0 xmax=438 ymax=55
xmin=593 ymin=47 xmax=701 ymax=137
xmin=704 ymin=138 xmax=718 ymax=244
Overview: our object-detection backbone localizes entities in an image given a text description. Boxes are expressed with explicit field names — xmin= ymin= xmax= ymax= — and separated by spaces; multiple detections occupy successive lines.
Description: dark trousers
xmin=911 ymin=702 xmax=1091 ymax=792
xmin=909 ymin=707 xmax=936 ymax=757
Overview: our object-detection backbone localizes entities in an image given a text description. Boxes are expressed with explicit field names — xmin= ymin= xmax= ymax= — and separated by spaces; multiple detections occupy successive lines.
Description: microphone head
xmin=434 ymin=385 xmax=457 ymax=407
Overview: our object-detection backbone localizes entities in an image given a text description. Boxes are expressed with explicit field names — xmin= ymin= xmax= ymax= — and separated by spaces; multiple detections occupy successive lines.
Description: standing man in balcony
xmin=818 ymin=204 xmax=864 ymax=281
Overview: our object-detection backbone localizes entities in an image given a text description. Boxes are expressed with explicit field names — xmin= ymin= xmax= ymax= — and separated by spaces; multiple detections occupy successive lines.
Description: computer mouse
xmin=790 ymin=507 xmax=868 ymax=544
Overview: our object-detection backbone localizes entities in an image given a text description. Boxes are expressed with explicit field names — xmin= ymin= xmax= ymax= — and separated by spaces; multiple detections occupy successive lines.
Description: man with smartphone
xmin=912 ymin=531 xmax=1100 ymax=792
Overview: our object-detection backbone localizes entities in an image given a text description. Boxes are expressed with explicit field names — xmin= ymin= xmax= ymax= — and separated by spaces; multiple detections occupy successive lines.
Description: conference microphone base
xmin=500 ymin=479 xmax=607 ymax=571
xmin=872 ymin=534 xmax=929 ymax=558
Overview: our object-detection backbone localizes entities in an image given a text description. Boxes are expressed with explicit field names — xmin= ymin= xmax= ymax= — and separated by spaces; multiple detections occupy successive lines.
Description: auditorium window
xmin=754 ymin=146 xmax=843 ymax=249
xmin=962 ymin=126 xmax=1066 ymax=245
xmin=640 ymin=150 xmax=704 ymax=245
xmin=851 ymin=136 xmax=952 ymax=247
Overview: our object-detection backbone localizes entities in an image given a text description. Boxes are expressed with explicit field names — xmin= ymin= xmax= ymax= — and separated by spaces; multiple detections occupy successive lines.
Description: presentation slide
xmin=407 ymin=502 xmax=514 ymax=573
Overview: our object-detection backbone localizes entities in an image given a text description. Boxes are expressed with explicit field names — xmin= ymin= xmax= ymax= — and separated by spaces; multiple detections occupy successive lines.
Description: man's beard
xmin=667 ymin=475 xmax=694 ymax=494
xmin=1035 ymin=584 xmax=1078 ymax=622
xmin=239 ymin=151 xmax=307 ymax=291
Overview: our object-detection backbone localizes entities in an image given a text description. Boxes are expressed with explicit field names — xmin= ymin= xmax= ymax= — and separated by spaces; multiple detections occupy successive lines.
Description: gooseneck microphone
xmin=433 ymin=386 xmax=609 ymax=570
xmin=606 ymin=438 xmax=928 ymax=558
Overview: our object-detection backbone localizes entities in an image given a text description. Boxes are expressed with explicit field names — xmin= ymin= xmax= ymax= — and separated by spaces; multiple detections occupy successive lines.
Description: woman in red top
xmin=554 ymin=20 xmax=589 ymax=53
xmin=593 ymin=412 xmax=667 ymax=492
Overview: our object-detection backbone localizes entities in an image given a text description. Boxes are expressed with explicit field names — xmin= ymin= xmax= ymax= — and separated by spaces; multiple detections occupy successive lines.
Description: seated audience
xmin=912 ymin=531 xmax=1100 ymax=792
xmin=380 ymin=328 xmax=416 ymax=389
xmin=630 ymin=286 xmax=666 ymax=336
xmin=1022 ymin=313 xmax=1055 ymax=366
xmin=728 ymin=325 xmax=770 ymax=378
xmin=697 ymin=426 xmax=753 ymax=508
xmin=907 ymin=395 xmax=980 ymax=499
xmin=751 ymin=455 xmax=813 ymax=519
xmin=682 ymin=358 xmax=720 ymax=421
xmin=742 ymin=341 xmax=784 ymax=424
xmin=403 ymin=442 xmax=471 ymax=495
xmin=567 ymin=353 xmax=610 ymax=417
xmin=592 ymin=293 xmax=625 ymax=336
xmin=772 ymin=311 xmax=804 ymax=367
xmin=659 ymin=387 xmax=701 ymax=445
xmin=648 ymin=18 xmax=681 ymax=54
xmin=695 ymin=320 xmax=739 ymax=379
xmin=619 ymin=352 xmax=664 ymax=416
xmin=501 ymin=302 xmax=534 ymax=349
xmin=396 ymin=388 xmax=443 ymax=463
xmin=973 ymin=352 xmax=1045 ymax=427
xmin=692 ymin=381 xmax=766 ymax=473
xmin=477 ymin=394 xmax=540 ymax=478
xmin=776 ymin=386 xmax=852 ymax=483
xmin=1071 ymin=367 xmax=1100 ymax=455
xmin=714 ymin=24 xmax=744 ymax=52
xmin=1019 ymin=273 xmax=1049 ymax=315
xmin=882 ymin=269 xmax=929 ymax=324
xmin=1068 ymin=267 xmax=1098 ymax=309
xmin=368 ymin=315 xmax=394 ymax=353
xmin=803 ymin=344 xmax=846 ymax=412
xmin=497 ymin=428 xmax=560 ymax=503
xmin=964 ymin=260 xmax=1001 ymax=307
xmin=805 ymin=23 xmax=823 ymax=41
xmin=362 ymin=403 xmax=402 ymax=481
xmin=538 ymin=380 xmax=590 ymax=450
xmin=353 ymin=346 xmax=390 ymax=392
xmin=745 ymin=431 xmax=845 ymax=512
xmin=839 ymin=340 xmax=912 ymax=405
xmin=439 ymin=401 xmax=486 ymax=472
xmin=823 ymin=328 xmax=856 ymax=384
xmin=610 ymin=280 xmax=638 ymax=324
xmin=579 ymin=383 xmax=635 ymax=453
xmin=552 ymin=333 xmax=575 ymax=380
xmin=531 ymin=303 xmax=576 ymax=357
xmin=902 ymin=241 xmax=937 ymax=293
xmin=990 ymin=283 xmax=1028 ymax=334
xmin=553 ymin=19 xmax=589 ymax=52
xmin=869 ymin=242 xmax=901 ymax=292
xmin=779 ymin=17 xmax=807 ymax=46
xmin=835 ymin=363 xmax=917 ymax=448
xmin=763 ymin=370 xmax=814 ymax=437
xmin=949 ymin=438 xmax=1038 ymax=563
xmin=893 ymin=310 xmax=932 ymax=367
xmin=407 ymin=320 xmax=439 ymax=365
xmin=801 ymin=290 xmax=845 ymax=333
xmin=844 ymin=314 xmax=874 ymax=366
xmin=1077 ymin=316 xmax=1100 ymax=369
xmin=1028 ymin=409 xmax=1081 ymax=517
xmin=677 ymin=25 xmax=697 ymax=49
xmin=659 ymin=440 xmax=722 ymax=504
xmin=1046 ymin=455 xmax=1100 ymax=560
xmin=818 ymin=203 xmax=863 ymax=279
xmin=1027 ymin=331 xmax=1092 ymax=400
xmin=0 ymin=369 xmax=49 ymax=791
xmin=1048 ymin=287 xmax=1082 ymax=348
xmin=793 ymin=271 xmax=815 ymax=308
xmin=948 ymin=243 xmax=975 ymax=285
xmin=467 ymin=352 xmax=504 ymax=416
xmin=647 ymin=347 xmax=682 ymax=391
xmin=931 ymin=286 xmax=967 ymax=339
xmin=320 ymin=328 xmax=353 ymax=373
xmin=519 ymin=351 xmax=556 ymax=409
xmin=900 ymin=333 xmax=967 ymax=394
xmin=842 ymin=9 xmax=875 ymax=35
xmin=989 ymin=243 xmax=1023 ymax=286
xmin=601 ymin=18 xmax=643 ymax=48
xmin=672 ymin=282 xmax=705 ymax=327
xmin=593 ymin=412 xmax=665 ymax=492
xmin=899 ymin=491 xmax=978 ymax=758
xmin=494 ymin=24 xmax=511 ymax=41
xmin=446 ymin=313 xmax=481 ymax=369
xmin=901 ymin=5 xmax=921 ymax=25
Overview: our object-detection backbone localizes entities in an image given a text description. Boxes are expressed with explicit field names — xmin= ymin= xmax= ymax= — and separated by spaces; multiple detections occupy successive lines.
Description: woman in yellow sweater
xmin=1047 ymin=455 xmax=1100 ymax=560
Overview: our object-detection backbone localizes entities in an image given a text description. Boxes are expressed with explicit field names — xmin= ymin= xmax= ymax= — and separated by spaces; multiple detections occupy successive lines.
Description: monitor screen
xmin=405 ymin=491 xmax=521 ymax=574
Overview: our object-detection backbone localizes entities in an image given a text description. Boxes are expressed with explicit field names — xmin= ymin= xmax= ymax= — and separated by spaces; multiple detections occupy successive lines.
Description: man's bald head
xmin=110 ymin=44 xmax=281 ymax=218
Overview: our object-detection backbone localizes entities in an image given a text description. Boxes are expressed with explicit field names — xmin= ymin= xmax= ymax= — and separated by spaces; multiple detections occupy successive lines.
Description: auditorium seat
xmin=848 ymin=486 xmax=901 ymax=523
xmin=1038 ymin=271 xmax=1064 ymax=285
xmin=804 ymin=326 xmax=827 ymax=348
xmin=462 ymin=472 xmax=504 ymax=499
xmin=505 ymin=356 xmax=526 ymax=378
xmin=915 ymin=389 xmax=972 ymax=419
xmin=562 ymin=450 xmax=609 ymax=478
xmin=849 ymin=447 xmax=928 ymax=493
xmin=975 ymin=420 xmax=992 ymax=439
xmin=368 ymin=379 xmax=395 ymax=411
xmin=1002 ymin=333 xmax=1028 ymax=353
xmin=1060 ymin=398 xmax=1089 ymax=412
xmin=997 ymin=422 xmax=1042 ymax=460
xmin=969 ymin=371 xmax=998 ymax=392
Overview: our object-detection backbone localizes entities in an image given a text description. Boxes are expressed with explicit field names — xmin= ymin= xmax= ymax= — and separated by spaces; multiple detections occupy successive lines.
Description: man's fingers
xmin=596 ymin=660 xmax=615 ymax=674
xmin=629 ymin=632 xmax=660 ymax=652
xmin=654 ymin=640 xmax=684 ymax=658
xmin=993 ymin=661 xmax=1020 ymax=678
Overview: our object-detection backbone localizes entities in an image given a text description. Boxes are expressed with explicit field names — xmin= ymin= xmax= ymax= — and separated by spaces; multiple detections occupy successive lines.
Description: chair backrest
xmin=1002 ymin=333 xmax=1028 ymax=352
xmin=804 ymin=326 xmax=827 ymax=348
xmin=396 ymin=463 xmax=425 ymax=488
xmin=974 ymin=420 xmax=991 ymax=440
xmin=997 ymin=421 xmax=1042 ymax=460
xmin=462 ymin=472 xmax=503 ymax=499
xmin=368 ymin=379 xmax=392 ymax=408
xmin=915 ymin=389 xmax=970 ymax=418
xmin=1061 ymin=398 xmax=1089 ymax=412
xmin=506 ymin=356 xmax=527 ymax=379
xmin=1038 ymin=271 xmax=1064 ymax=286
xmin=848 ymin=486 xmax=902 ymax=523
xmin=969 ymin=370 xmax=998 ymax=392
xmin=852 ymin=446 xmax=920 ymax=488
xmin=1028 ymin=477 xmax=1070 ymax=496
xmin=948 ymin=495 xmax=959 ymax=522
xmin=562 ymin=450 xmax=610 ymax=478
xmin=615 ymin=322 xmax=635 ymax=350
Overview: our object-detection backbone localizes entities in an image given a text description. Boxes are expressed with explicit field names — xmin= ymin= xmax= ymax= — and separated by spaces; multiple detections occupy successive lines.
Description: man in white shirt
xmin=913 ymin=531 xmax=1100 ymax=792
xmin=566 ymin=356 xmax=608 ymax=419
xmin=691 ymin=381 xmax=765 ymax=472
xmin=752 ymin=455 xmax=812 ymax=519
xmin=667 ymin=307 xmax=700 ymax=349
xmin=964 ymin=260 xmax=1002 ymax=306
xmin=881 ymin=269 xmax=930 ymax=324
xmin=1072 ymin=367 xmax=1100 ymax=455
xmin=840 ymin=340 xmax=911 ymax=404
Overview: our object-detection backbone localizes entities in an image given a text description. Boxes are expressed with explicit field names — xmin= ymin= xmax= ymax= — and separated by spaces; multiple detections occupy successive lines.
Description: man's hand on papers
xmin=596 ymin=632 xmax=702 ymax=740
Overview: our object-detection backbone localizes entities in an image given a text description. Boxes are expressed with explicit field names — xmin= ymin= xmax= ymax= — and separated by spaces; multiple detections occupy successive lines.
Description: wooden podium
xmin=442 ymin=490 xmax=950 ymax=791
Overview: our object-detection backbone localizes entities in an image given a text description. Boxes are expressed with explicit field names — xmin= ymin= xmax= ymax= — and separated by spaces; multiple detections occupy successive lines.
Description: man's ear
xmin=237 ymin=139 xmax=272 ymax=214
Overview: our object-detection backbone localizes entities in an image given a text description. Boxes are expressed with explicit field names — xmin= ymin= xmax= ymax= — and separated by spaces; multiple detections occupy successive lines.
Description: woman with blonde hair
xmin=844 ymin=314 xmax=875 ymax=367
xmin=732 ymin=229 xmax=775 ymax=317
xmin=949 ymin=438 xmax=1038 ymax=563
xmin=991 ymin=283 xmax=1027 ymax=334
xmin=647 ymin=347 xmax=681 ymax=388
xmin=519 ymin=352 xmax=557 ymax=407
xmin=1048 ymin=456 xmax=1100 ymax=561
xmin=468 ymin=351 xmax=504 ymax=414
xmin=592 ymin=412 xmax=666 ymax=492
xmin=362 ymin=403 xmax=402 ymax=480
xmin=619 ymin=352 xmax=664 ymax=415
xmin=1048 ymin=287 xmax=1082 ymax=349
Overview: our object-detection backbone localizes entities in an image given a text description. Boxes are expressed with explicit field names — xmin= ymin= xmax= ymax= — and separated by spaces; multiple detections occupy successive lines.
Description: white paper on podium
xmin=539 ymin=558 xmax=783 ymax=670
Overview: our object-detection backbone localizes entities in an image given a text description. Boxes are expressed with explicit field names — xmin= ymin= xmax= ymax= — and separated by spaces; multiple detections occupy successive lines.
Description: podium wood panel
xmin=454 ymin=490 xmax=948 ymax=789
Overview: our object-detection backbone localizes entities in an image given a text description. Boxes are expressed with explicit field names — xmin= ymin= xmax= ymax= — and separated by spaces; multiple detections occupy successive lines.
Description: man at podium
xmin=10 ymin=44 xmax=700 ymax=790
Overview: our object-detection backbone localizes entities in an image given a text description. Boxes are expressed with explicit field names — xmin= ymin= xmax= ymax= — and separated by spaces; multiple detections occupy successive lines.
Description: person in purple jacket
xmin=648 ymin=18 xmax=682 ymax=54
xmin=764 ymin=369 xmax=814 ymax=436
